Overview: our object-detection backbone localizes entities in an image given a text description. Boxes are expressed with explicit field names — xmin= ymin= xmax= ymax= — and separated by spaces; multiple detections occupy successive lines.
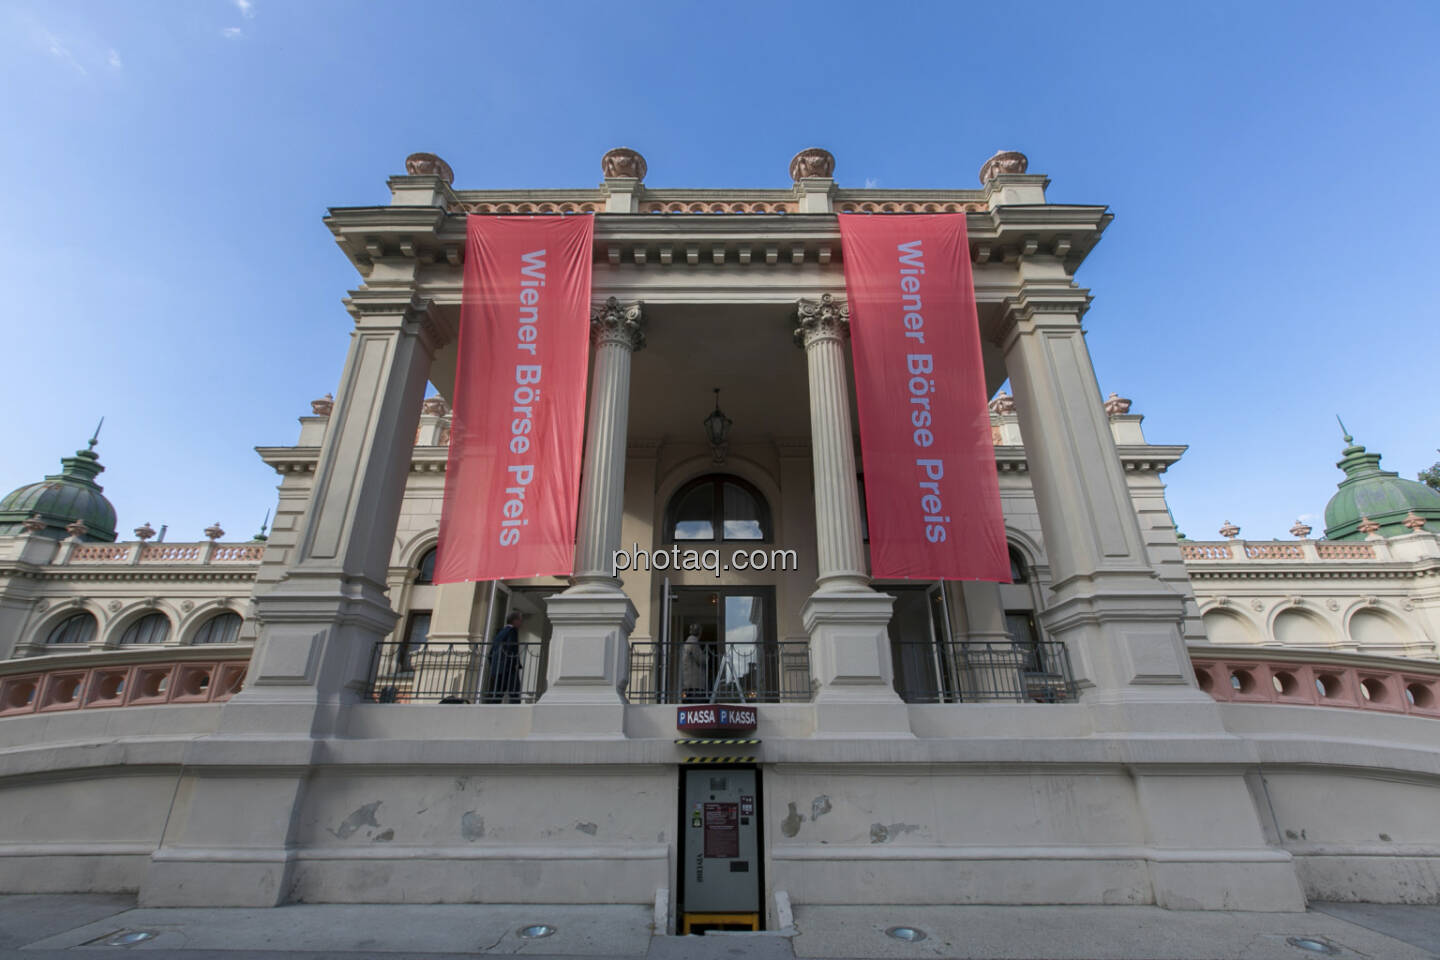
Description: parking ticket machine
xmin=680 ymin=767 xmax=761 ymax=932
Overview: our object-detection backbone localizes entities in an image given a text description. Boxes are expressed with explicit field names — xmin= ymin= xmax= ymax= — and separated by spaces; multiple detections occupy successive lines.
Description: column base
xmin=533 ymin=590 xmax=636 ymax=737
xmin=802 ymin=590 xmax=910 ymax=736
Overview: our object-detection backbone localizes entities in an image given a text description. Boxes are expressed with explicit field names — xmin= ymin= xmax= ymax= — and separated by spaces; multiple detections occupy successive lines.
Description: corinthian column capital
xmin=794 ymin=294 xmax=850 ymax=349
xmin=590 ymin=297 xmax=646 ymax=351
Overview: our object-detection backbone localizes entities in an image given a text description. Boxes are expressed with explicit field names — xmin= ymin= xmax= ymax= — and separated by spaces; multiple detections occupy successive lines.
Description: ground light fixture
xmin=884 ymin=926 xmax=928 ymax=942
xmin=1286 ymin=937 xmax=1339 ymax=955
xmin=517 ymin=923 xmax=557 ymax=939
xmin=100 ymin=930 xmax=159 ymax=946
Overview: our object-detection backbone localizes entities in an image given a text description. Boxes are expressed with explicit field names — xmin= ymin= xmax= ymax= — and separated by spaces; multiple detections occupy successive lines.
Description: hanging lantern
xmin=703 ymin=388 xmax=733 ymax=464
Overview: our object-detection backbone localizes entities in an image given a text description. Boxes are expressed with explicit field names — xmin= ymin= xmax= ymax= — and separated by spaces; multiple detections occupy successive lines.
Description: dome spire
xmin=1336 ymin=414 xmax=1352 ymax=446
xmin=88 ymin=416 xmax=104 ymax=451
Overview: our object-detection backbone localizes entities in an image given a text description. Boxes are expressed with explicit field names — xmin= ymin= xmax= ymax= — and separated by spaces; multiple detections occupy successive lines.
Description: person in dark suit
xmin=483 ymin=611 xmax=524 ymax=704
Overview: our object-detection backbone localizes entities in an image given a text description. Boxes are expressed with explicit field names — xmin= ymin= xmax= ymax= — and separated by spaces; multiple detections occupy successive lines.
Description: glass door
xmin=668 ymin=588 xmax=775 ymax=702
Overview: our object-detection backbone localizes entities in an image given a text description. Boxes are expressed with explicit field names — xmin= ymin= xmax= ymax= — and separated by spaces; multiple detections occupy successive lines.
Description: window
xmin=1009 ymin=546 xmax=1029 ymax=583
xmin=666 ymin=475 xmax=770 ymax=542
xmin=192 ymin=612 xmax=242 ymax=645
xmin=46 ymin=612 xmax=97 ymax=645
xmin=120 ymin=613 xmax=170 ymax=645
xmin=415 ymin=548 xmax=437 ymax=585
xmin=395 ymin=611 xmax=431 ymax=673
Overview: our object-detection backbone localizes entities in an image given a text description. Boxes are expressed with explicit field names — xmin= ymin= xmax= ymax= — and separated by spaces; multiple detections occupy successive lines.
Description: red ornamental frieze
xmin=452 ymin=201 xmax=603 ymax=215
xmin=838 ymin=201 xmax=986 ymax=214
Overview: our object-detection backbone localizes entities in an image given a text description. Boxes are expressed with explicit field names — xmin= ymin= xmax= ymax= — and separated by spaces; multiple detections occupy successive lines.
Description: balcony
xmin=893 ymin=639 xmax=1077 ymax=703
xmin=624 ymin=641 xmax=812 ymax=704
xmin=364 ymin=641 xmax=544 ymax=704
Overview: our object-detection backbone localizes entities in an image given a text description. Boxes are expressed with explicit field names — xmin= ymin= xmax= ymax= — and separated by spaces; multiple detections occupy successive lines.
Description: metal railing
xmin=625 ymin=641 xmax=812 ymax=704
xmin=892 ymin=639 xmax=1077 ymax=703
xmin=365 ymin=641 xmax=543 ymax=704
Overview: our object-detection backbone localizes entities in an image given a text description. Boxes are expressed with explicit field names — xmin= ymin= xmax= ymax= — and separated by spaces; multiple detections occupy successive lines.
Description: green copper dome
xmin=0 ymin=431 xmax=117 ymax=542
xmin=1323 ymin=431 xmax=1440 ymax=541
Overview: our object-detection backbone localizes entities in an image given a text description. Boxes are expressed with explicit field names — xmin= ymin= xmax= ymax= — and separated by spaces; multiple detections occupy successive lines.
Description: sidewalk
xmin=0 ymin=895 xmax=1435 ymax=959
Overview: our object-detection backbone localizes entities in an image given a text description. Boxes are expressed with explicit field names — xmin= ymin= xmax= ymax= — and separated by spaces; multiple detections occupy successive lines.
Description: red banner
xmin=435 ymin=216 xmax=594 ymax=583
xmin=837 ymin=214 xmax=1009 ymax=582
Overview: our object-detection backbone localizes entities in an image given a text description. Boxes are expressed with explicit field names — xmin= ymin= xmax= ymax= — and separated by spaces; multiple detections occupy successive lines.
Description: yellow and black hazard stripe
xmin=682 ymin=755 xmax=756 ymax=764
xmin=674 ymin=738 xmax=761 ymax=746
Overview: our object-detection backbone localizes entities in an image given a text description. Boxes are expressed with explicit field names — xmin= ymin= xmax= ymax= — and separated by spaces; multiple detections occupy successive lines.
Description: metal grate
xmin=892 ymin=639 xmax=1077 ymax=703
xmin=365 ymin=641 xmax=543 ymax=704
xmin=624 ymin=640 xmax=811 ymax=704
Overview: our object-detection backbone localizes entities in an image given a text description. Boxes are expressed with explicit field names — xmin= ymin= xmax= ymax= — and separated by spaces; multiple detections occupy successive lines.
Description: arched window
xmin=192 ymin=612 xmax=242 ymax=645
xmin=120 ymin=613 xmax=170 ymax=645
xmin=46 ymin=612 xmax=97 ymax=645
xmin=666 ymin=475 xmax=770 ymax=542
xmin=1008 ymin=546 xmax=1029 ymax=583
xmin=415 ymin=547 xmax=437 ymax=585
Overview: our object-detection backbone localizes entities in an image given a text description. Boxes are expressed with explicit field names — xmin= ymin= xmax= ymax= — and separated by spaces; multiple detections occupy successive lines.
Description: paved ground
xmin=0 ymin=895 xmax=1435 ymax=959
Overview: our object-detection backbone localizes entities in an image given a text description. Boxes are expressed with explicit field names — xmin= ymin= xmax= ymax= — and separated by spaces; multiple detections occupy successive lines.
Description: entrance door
xmin=680 ymin=767 xmax=762 ymax=928
xmin=668 ymin=588 xmax=775 ymax=703
xmin=888 ymin=583 xmax=955 ymax=702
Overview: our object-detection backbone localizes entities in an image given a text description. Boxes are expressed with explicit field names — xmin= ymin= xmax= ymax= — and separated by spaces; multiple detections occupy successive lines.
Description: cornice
xmin=1184 ymin=565 xmax=1434 ymax=582
xmin=323 ymin=202 xmax=1114 ymax=284
xmin=994 ymin=443 xmax=1186 ymax=474
xmin=4 ymin=566 xmax=260 ymax=584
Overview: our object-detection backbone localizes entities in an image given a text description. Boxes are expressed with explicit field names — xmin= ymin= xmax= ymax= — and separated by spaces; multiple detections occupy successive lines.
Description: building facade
xmin=1 ymin=148 xmax=1439 ymax=922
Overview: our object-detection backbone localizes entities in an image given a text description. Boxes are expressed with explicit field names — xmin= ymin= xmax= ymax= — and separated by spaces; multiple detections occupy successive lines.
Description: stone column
xmin=793 ymin=296 xmax=903 ymax=731
xmin=142 ymin=293 xmax=448 ymax=907
xmin=998 ymin=291 xmax=1306 ymax=912
xmin=228 ymin=294 xmax=445 ymax=723
xmin=998 ymin=293 xmax=1205 ymax=711
xmin=535 ymin=299 xmax=643 ymax=728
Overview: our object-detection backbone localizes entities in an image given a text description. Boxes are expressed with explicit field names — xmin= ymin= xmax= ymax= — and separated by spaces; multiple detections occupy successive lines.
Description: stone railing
xmin=60 ymin=541 xmax=265 ymax=566
xmin=1181 ymin=539 xmax=1388 ymax=562
xmin=1191 ymin=645 xmax=1440 ymax=719
xmin=0 ymin=647 xmax=250 ymax=718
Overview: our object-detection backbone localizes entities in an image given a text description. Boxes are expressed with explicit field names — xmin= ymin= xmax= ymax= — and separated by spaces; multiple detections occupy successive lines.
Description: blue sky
xmin=1 ymin=0 xmax=1436 ymax=545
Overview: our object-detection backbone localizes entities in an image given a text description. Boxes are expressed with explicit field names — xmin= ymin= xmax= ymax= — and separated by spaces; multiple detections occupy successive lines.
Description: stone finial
xmin=134 ymin=522 xmax=156 ymax=542
xmin=311 ymin=393 xmax=334 ymax=417
xmin=65 ymin=518 xmax=88 ymax=539
xmin=20 ymin=514 xmax=45 ymax=534
xmin=1102 ymin=392 xmax=1132 ymax=416
xmin=1289 ymin=519 xmax=1312 ymax=539
xmin=404 ymin=152 xmax=454 ymax=184
xmin=1219 ymin=520 xmax=1240 ymax=540
xmin=204 ymin=522 xmax=225 ymax=542
xmin=601 ymin=147 xmax=647 ymax=180
xmin=989 ymin=392 xmax=1017 ymax=415
xmin=979 ymin=150 xmax=1029 ymax=184
xmin=1357 ymin=516 xmax=1381 ymax=535
xmin=421 ymin=395 xmax=451 ymax=417
xmin=789 ymin=147 xmax=835 ymax=181
xmin=1403 ymin=510 xmax=1427 ymax=531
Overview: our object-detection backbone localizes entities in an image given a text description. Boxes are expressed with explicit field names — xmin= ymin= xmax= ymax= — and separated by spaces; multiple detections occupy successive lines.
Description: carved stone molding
xmin=590 ymin=297 xmax=646 ymax=351
xmin=21 ymin=514 xmax=45 ymax=534
xmin=789 ymin=147 xmax=835 ymax=181
xmin=794 ymin=294 xmax=850 ymax=349
xmin=311 ymin=393 xmax=334 ymax=417
xmin=1358 ymin=516 xmax=1381 ymax=535
xmin=421 ymin=395 xmax=451 ymax=417
xmin=979 ymin=150 xmax=1029 ymax=184
xmin=404 ymin=152 xmax=454 ymax=184
xmin=601 ymin=147 xmax=647 ymax=180
xmin=1219 ymin=520 xmax=1240 ymax=540
xmin=1289 ymin=519 xmax=1313 ymax=539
